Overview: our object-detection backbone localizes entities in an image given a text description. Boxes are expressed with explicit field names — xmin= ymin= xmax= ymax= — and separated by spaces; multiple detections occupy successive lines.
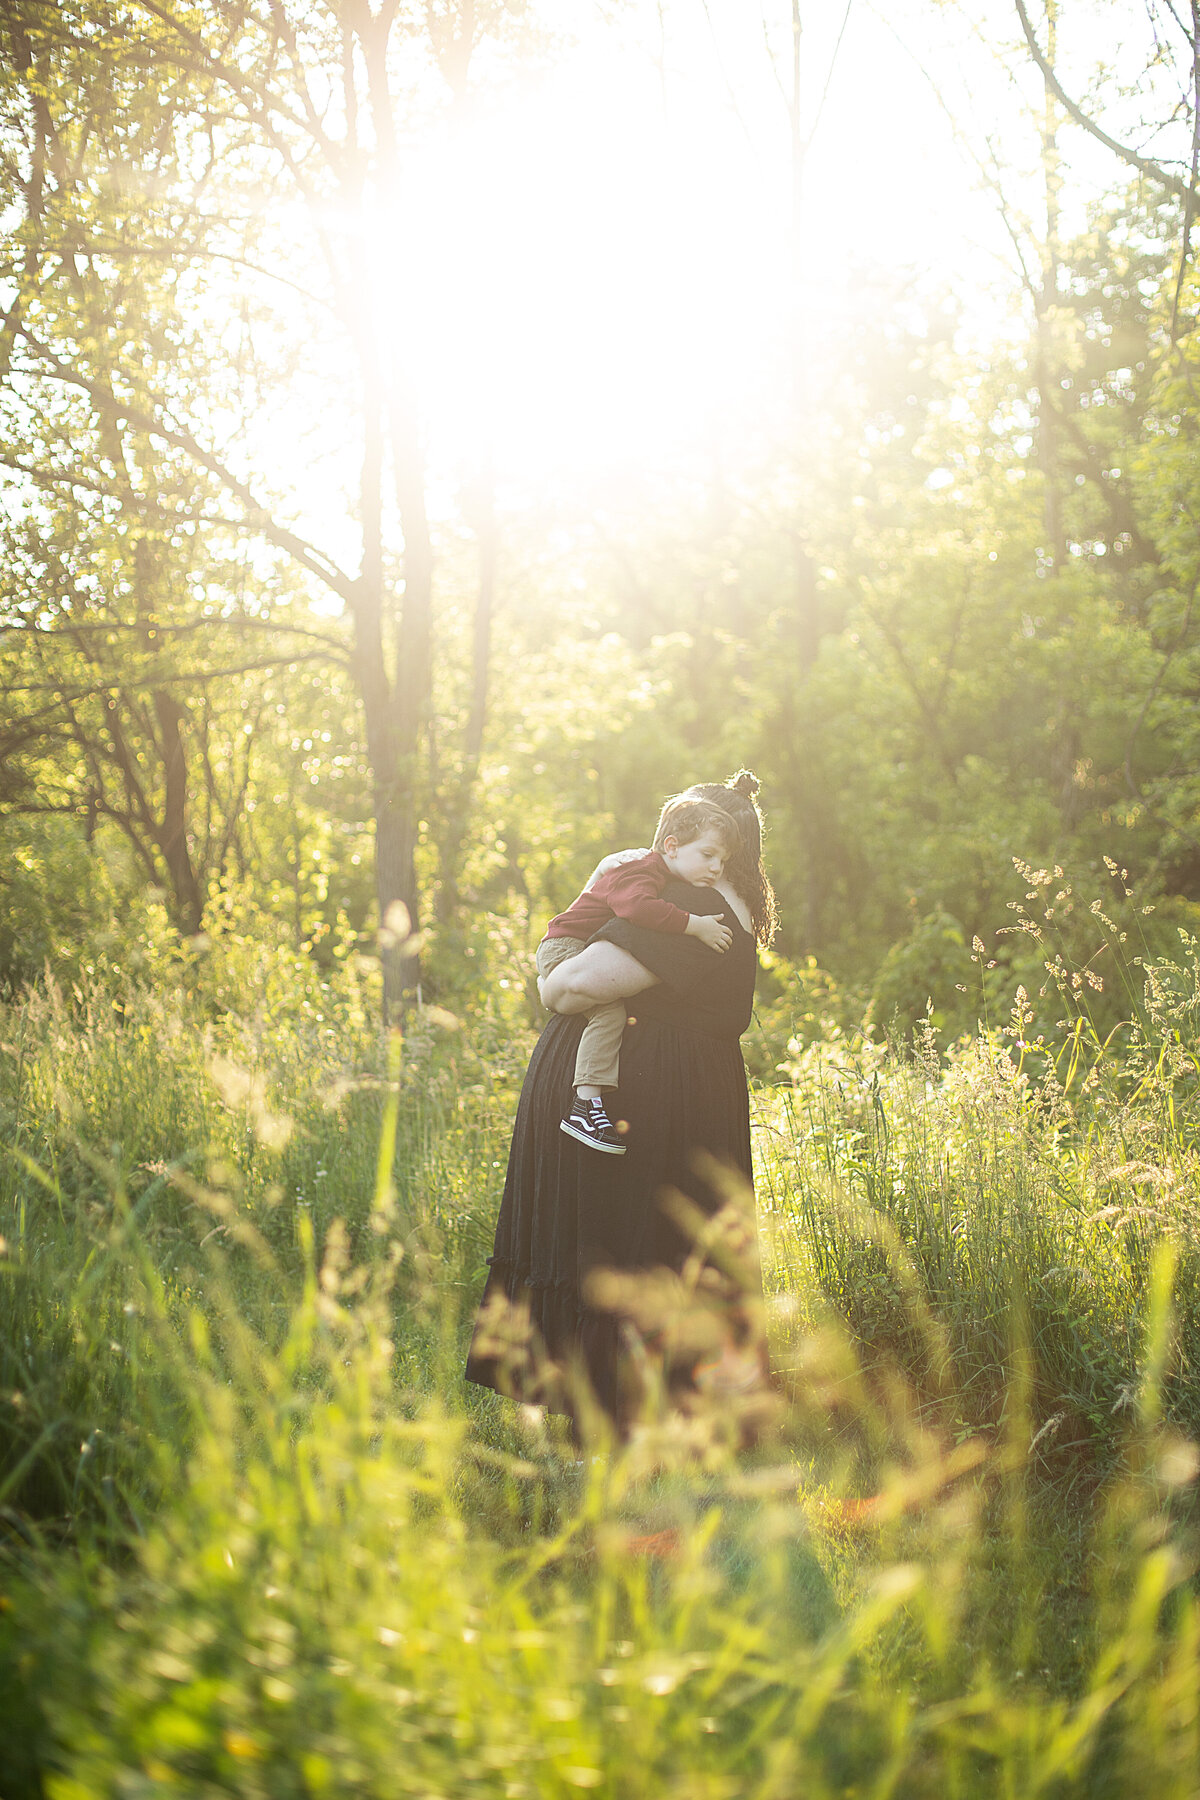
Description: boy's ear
xmin=660 ymin=834 xmax=679 ymax=857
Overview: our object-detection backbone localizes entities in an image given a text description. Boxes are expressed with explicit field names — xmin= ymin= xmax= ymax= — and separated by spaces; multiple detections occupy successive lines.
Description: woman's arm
xmin=540 ymin=943 xmax=661 ymax=1013
xmin=543 ymin=880 xmax=743 ymax=1014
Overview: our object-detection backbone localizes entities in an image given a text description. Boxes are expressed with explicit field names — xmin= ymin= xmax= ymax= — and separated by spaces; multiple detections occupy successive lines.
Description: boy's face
xmin=661 ymin=830 xmax=729 ymax=887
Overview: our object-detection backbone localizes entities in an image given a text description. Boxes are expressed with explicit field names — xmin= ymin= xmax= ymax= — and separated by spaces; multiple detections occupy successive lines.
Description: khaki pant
xmin=536 ymin=935 xmax=626 ymax=1090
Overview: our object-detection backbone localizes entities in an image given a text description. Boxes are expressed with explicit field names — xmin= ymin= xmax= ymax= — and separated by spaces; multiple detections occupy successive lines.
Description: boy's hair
xmin=651 ymin=796 xmax=737 ymax=855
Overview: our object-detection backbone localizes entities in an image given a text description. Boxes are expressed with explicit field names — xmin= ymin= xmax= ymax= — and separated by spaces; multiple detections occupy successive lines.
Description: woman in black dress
xmin=465 ymin=773 xmax=777 ymax=1434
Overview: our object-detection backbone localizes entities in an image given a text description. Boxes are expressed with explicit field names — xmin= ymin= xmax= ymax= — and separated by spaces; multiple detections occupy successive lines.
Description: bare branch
xmin=803 ymin=0 xmax=855 ymax=155
xmin=14 ymin=322 xmax=357 ymax=602
xmin=1014 ymin=0 xmax=1198 ymax=201
xmin=6 ymin=648 xmax=338 ymax=698
xmin=126 ymin=0 xmax=339 ymax=162
xmin=77 ymin=239 xmax=334 ymax=314
xmin=2 ymin=618 xmax=350 ymax=659
xmin=119 ymin=0 xmax=350 ymax=303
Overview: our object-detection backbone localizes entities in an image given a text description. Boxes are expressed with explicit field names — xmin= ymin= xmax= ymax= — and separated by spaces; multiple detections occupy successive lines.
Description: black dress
xmin=465 ymin=881 xmax=759 ymax=1427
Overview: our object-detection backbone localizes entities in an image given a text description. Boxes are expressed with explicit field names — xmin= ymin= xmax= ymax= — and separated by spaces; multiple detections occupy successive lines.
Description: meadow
xmin=1 ymin=887 xmax=1199 ymax=1800
xmin=6 ymin=2 xmax=1200 ymax=1791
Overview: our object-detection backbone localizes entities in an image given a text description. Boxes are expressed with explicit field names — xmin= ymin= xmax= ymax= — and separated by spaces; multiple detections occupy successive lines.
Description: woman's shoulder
xmin=660 ymin=878 xmax=752 ymax=935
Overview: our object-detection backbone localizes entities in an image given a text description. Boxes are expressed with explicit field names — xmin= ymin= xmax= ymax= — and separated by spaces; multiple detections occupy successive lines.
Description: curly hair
xmin=679 ymin=769 xmax=778 ymax=948
xmin=650 ymin=796 xmax=739 ymax=858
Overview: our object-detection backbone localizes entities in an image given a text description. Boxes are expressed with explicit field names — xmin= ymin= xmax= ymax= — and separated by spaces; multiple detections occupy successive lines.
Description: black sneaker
xmin=560 ymin=1097 xmax=627 ymax=1155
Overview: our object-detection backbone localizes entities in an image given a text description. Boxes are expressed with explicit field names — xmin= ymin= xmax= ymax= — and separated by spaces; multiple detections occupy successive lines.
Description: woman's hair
xmin=681 ymin=769 xmax=778 ymax=948
xmin=651 ymin=795 xmax=739 ymax=857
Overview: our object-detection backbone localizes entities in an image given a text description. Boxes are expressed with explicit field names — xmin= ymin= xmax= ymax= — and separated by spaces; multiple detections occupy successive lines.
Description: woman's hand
xmin=540 ymin=943 xmax=660 ymax=1014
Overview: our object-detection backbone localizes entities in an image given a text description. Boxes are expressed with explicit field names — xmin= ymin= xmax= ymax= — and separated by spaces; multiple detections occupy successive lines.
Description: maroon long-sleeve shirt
xmin=545 ymin=850 xmax=690 ymax=941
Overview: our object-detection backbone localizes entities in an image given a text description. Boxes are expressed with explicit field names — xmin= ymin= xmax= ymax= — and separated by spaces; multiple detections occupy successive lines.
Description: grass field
xmin=2 ymin=925 xmax=1200 ymax=1797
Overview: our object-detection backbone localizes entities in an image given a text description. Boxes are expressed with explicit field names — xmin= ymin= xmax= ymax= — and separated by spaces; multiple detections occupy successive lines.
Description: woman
xmin=465 ymin=772 xmax=777 ymax=1435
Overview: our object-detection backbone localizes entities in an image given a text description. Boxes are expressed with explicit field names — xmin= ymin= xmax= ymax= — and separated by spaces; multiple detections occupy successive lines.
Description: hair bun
xmin=728 ymin=768 xmax=760 ymax=800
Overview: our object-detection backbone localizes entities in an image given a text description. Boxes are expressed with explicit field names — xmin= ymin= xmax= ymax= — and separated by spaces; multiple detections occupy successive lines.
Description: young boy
xmin=536 ymin=796 xmax=736 ymax=1153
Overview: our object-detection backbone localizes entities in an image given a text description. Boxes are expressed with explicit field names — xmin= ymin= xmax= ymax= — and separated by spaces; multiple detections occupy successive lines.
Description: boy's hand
xmin=687 ymin=912 xmax=732 ymax=953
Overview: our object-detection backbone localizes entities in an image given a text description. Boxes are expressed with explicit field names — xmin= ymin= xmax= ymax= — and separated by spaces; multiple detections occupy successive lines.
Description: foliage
xmin=0 ymin=946 xmax=532 ymax=1526
xmin=0 ymin=812 xmax=141 ymax=993
xmin=2 ymin=10 xmax=1200 ymax=1020
xmin=5 ymin=4 xmax=1200 ymax=1790
xmin=762 ymin=919 xmax=1200 ymax=1470
xmin=2 ymin=958 xmax=1200 ymax=1794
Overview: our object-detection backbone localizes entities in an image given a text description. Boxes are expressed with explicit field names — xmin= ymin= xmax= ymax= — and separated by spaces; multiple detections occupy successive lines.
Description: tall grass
xmin=0 ymin=969 xmax=524 ymax=1524
xmin=756 ymin=882 xmax=1200 ymax=1474
xmin=1 ymin=912 xmax=1200 ymax=1797
xmin=4 ymin=1157 xmax=1199 ymax=1799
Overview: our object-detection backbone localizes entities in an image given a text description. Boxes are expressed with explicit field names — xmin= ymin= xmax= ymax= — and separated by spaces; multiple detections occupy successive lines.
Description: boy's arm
xmin=595 ymin=862 xmax=691 ymax=933
xmin=596 ymin=863 xmax=732 ymax=952
xmin=685 ymin=912 xmax=733 ymax=952
xmin=583 ymin=846 xmax=651 ymax=888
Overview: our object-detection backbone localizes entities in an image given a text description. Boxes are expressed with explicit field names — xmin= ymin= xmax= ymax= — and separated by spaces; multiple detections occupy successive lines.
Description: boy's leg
xmin=573 ymin=1001 xmax=626 ymax=1092
xmin=535 ymin=935 xmax=586 ymax=1002
xmin=561 ymin=1001 xmax=627 ymax=1154
xmin=534 ymin=940 xmax=627 ymax=1156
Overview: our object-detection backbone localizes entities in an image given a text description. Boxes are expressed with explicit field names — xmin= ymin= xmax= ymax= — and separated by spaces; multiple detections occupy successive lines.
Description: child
xmin=536 ymin=796 xmax=737 ymax=1153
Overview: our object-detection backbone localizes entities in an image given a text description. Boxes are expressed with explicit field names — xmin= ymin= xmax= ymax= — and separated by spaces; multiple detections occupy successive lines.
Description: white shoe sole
xmin=560 ymin=1118 xmax=626 ymax=1154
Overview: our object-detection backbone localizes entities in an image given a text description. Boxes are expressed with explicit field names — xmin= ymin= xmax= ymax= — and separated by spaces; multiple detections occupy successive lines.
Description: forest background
xmin=7 ymin=6 xmax=1200 ymax=1794
xmin=4 ymin=0 xmax=1200 ymax=1040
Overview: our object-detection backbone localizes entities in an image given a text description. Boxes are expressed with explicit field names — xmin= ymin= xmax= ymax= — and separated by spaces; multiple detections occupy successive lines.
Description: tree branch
xmin=6 ymin=648 xmax=339 ymax=698
xmin=1014 ymin=0 xmax=1198 ymax=201
xmin=14 ymin=322 xmax=357 ymax=603
xmin=3 ymin=618 xmax=350 ymax=660
xmin=76 ymin=238 xmax=334 ymax=314
xmin=126 ymin=0 xmax=338 ymax=161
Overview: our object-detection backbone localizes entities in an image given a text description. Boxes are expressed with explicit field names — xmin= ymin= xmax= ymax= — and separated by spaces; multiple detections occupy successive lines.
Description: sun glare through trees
xmin=5 ymin=2 xmax=1200 ymax=1795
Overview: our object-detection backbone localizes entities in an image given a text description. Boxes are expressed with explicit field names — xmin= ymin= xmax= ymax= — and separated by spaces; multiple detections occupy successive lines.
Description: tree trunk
xmin=375 ymin=792 xmax=421 ymax=1010
xmin=1034 ymin=0 xmax=1067 ymax=571
xmin=350 ymin=3 xmax=434 ymax=1022
xmin=350 ymin=366 xmax=422 ymax=1021
xmin=435 ymin=463 xmax=496 ymax=924
xmin=1033 ymin=0 xmax=1080 ymax=828
xmin=785 ymin=0 xmax=822 ymax=943
xmin=385 ymin=382 xmax=433 ymax=1009
xmin=151 ymin=688 xmax=203 ymax=935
